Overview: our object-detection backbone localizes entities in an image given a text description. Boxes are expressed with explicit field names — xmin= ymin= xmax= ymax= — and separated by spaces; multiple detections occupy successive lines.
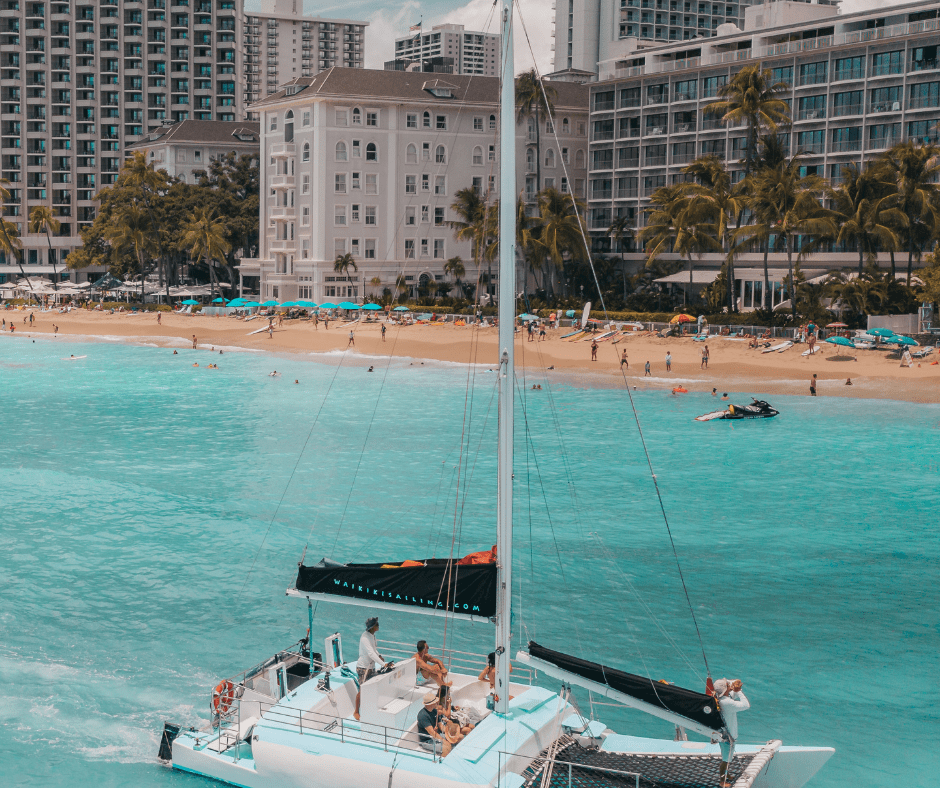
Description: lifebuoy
xmin=672 ymin=387 xmax=688 ymax=394
xmin=213 ymin=680 xmax=235 ymax=714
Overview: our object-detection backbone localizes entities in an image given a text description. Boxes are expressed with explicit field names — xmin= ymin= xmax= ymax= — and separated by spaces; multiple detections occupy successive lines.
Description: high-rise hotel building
xmin=243 ymin=0 xmax=367 ymax=106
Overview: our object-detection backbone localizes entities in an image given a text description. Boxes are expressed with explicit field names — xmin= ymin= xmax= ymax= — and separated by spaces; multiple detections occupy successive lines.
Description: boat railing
xmin=378 ymin=639 xmax=536 ymax=684
xmin=499 ymin=750 xmax=642 ymax=788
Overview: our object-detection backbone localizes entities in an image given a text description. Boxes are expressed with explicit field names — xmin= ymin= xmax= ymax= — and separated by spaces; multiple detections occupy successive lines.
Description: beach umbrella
xmin=261 ymin=299 xmax=279 ymax=306
xmin=888 ymin=335 xmax=919 ymax=346
xmin=296 ymin=300 xmax=318 ymax=308
xmin=243 ymin=301 xmax=260 ymax=308
xmin=338 ymin=301 xmax=359 ymax=310
xmin=361 ymin=303 xmax=381 ymax=311
xmin=565 ymin=310 xmax=575 ymax=317
xmin=182 ymin=299 xmax=199 ymax=305
xmin=866 ymin=327 xmax=896 ymax=337
xmin=393 ymin=305 xmax=410 ymax=312
xmin=276 ymin=301 xmax=295 ymax=308
xmin=670 ymin=313 xmax=695 ymax=324
xmin=211 ymin=297 xmax=226 ymax=304
xmin=826 ymin=322 xmax=848 ymax=328
xmin=319 ymin=302 xmax=338 ymax=309
xmin=517 ymin=313 xmax=537 ymax=322
xmin=825 ymin=336 xmax=855 ymax=347
xmin=227 ymin=298 xmax=246 ymax=306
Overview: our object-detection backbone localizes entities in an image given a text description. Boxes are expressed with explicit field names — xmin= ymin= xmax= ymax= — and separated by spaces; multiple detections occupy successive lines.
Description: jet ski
xmin=695 ymin=399 xmax=779 ymax=421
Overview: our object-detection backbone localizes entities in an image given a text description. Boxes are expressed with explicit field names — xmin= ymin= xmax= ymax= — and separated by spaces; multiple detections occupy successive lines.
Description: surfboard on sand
xmin=248 ymin=325 xmax=273 ymax=335
xmin=761 ymin=341 xmax=792 ymax=353
xmin=801 ymin=346 xmax=821 ymax=356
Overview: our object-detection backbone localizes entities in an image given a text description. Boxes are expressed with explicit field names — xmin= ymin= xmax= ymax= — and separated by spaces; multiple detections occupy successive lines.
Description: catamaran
xmin=157 ymin=3 xmax=834 ymax=786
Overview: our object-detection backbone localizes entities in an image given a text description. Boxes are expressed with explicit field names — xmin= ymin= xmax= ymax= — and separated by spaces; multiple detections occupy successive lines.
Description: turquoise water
xmin=1 ymin=335 xmax=937 ymax=788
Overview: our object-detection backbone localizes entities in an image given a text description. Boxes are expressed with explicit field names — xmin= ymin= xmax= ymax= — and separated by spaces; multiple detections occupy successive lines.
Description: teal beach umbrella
xmin=361 ymin=303 xmax=382 ymax=311
xmin=182 ymin=299 xmax=199 ymax=305
xmin=319 ymin=302 xmax=337 ymax=309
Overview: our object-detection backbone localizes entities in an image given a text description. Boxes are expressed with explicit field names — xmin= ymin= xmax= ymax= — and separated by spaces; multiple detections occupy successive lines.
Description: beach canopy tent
xmin=181 ymin=299 xmax=200 ymax=305
xmin=392 ymin=305 xmax=410 ymax=312
xmin=888 ymin=335 xmax=919 ymax=346
xmin=319 ymin=302 xmax=338 ymax=309
xmin=866 ymin=327 xmax=896 ymax=337
xmin=91 ymin=273 xmax=124 ymax=290
xmin=361 ymin=303 xmax=382 ymax=311
xmin=338 ymin=301 xmax=359 ymax=310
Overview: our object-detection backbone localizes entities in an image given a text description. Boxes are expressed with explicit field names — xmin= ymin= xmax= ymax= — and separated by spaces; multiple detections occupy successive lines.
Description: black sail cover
xmin=528 ymin=642 xmax=722 ymax=732
xmin=295 ymin=558 xmax=497 ymax=618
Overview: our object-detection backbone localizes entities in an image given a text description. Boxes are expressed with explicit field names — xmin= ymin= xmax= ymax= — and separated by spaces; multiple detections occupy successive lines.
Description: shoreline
xmin=3 ymin=308 xmax=939 ymax=403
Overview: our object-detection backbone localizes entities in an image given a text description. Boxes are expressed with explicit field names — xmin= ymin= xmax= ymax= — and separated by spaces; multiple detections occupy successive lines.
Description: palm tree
xmin=369 ymin=276 xmax=382 ymax=297
xmin=29 ymin=205 xmax=62 ymax=291
xmin=534 ymin=187 xmax=588 ymax=297
xmin=120 ymin=150 xmax=172 ymax=297
xmin=515 ymin=198 xmax=541 ymax=297
xmin=828 ymin=163 xmax=902 ymax=276
xmin=449 ymin=186 xmax=494 ymax=300
xmin=109 ymin=206 xmax=154 ymax=300
xmin=607 ymin=212 xmax=634 ymax=300
xmin=704 ymin=65 xmax=791 ymax=176
xmin=516 ymin=69 xmax=558 ymax=195
xmin=877 ymin=140 xmax=940 ymax=283
xmin=741 ymin=159 xmax=835 ymax=323
xmin=180 ymin=207 xmax=231 ymax=302
xmin=0 ymin=178 xmax=34 ymax=301
xmin=444 ymin=256 xmax=465 ymax=289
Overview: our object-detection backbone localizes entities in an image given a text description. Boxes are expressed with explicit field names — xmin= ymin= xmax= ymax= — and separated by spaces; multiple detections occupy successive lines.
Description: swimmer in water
xmin=193 ymin=363 xmax=199 ymax=367
xmin=173 ymin=350 xmax=178 ymax=354
xmin=269 ymin=371 xmax=280 ymax=377
xmin=721 ymin=393 xmax=729 ymax=400
xmin=368 ymin=366 xmax=374 ymax=372
xmin=294 ymin=380 xmax=299 ymax=384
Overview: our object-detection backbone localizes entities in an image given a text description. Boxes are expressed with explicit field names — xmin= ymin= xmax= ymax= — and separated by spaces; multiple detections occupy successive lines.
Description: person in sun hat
xmin=353 ymin=616 xmax=387 ymax=720
xmin=713 ymin=678 xmax=749 ymax=788
xmin=417 ymin=691 xmax=445 ymax=754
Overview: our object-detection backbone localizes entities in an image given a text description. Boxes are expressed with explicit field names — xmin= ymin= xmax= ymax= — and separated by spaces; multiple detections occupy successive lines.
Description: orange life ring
xmin=213 ymin=680 xmax=235 ymax=714
xmin=672 ymin=386 xmax=688 ymax=394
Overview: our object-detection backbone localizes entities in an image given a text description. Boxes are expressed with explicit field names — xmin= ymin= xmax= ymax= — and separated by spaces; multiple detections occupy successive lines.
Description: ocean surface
xmin=1 ymin=334 xmax=937 ymax=788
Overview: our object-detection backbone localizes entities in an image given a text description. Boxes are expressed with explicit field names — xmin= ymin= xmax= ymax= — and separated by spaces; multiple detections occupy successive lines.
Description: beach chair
xmin=912 ymin=346 xmax=935 ymax=359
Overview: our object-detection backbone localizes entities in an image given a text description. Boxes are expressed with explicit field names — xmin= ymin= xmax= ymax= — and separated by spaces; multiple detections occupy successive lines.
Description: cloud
xmin=363 ymin=0 xmax=556 ymax=75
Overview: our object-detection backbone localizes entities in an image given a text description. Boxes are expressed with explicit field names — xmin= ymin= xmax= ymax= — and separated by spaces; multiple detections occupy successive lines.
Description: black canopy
xmin=528 ymin=642 xmax=722 ymax=733
xmin=295 ymin=558 xmax=497 ymax=619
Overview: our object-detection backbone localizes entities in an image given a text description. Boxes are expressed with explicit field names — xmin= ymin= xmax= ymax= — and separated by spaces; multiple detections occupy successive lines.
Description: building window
xmin=335 ymin=173 xmax=346 ymax=193
xmin=302 ymin=111 xmax=310 ymax=126
xmin=302 ymin=174 xmax=310 ymax=193
xmin=365 ymin=239 xmax=375 ymax=259
xmin=302 ymin=206 xmax=310 ymax=225
xmin=352 ymin=140 xmax=361 ymax=158
xmin=434 ymin=207 xmax=445 ymax=226
xmin=545 ymin=148 xmax=555 ymax=168
xmin=269 ymin=114 xmax=277 ymax=131
xmin=335 ymin=238 xmax=347 ymax=256
xmin=405 ymin=239 xmax=415 ymax=258
xmin=335 ymin=205 xmax=347 ymax=225
xmin=472 ymin=146 xmax=483 ymax=165
xmin=352 ymin=107 xmax=362 ymax=124
xmin=421 ymin=239 xmax=429 ymax=257
xmin=422 ymin=142 xmax=431 ymax=161
xmin=433 ymin=239 xmax=444 ymax=259
xmin=365 ymin=206 xmax=376 ymax=225
xmin=336 ymin=141 xmax=347 ymax=161
xmin=284 ymin=110 xmax=294 ymax=142
xmin=336 ymin=109 xmax=348 ymax=125
xmin=562 ymin=117 xmax=570 ymax=133
xmin=366 ymin=142 xmax=377 ymax=161
xmin=406 ymin=143 xmax=417 ymax=163
xmin=434 ymin=176 xmax=445 ymax=195
xmin=436 ymin=114 xmax=447 ymax=130
xmin=435 ymin=145 xmax=446 ymax=164
xmin=489 ymin=145 xmax=496 ymax=162
xmin=423 ymin=111 xmax=431 ymax=128
xmin=489 ymin=114 xmax=497 ymax=130
xmin=407 ymin=113 xmax=418 ymax=129
xmin=352 ymin=204 xmax=360 ymax=222
xmin=575 ymin=149 xmax=585 ymax=168
xmin=405 ymin=175 xmax=416 ymax=194
xmin=473 ymin=116 xmax=483 ymax=130
xmin=422 ymin=174 xmax=430 ymax=191
xmin=365 ymin=174 xmax=377 ymax=194
xmin=352 ymin=172 xmax=361 ymax=190
xmin=421 ymin=206 xmax=430 ymax=223
xmin=302 ymin=142 xmax=310 ymax=161
xmin=406 ymin=206 xmax=416 ymax=225
xmin=366 ymin=111 xmax=377 ymax=126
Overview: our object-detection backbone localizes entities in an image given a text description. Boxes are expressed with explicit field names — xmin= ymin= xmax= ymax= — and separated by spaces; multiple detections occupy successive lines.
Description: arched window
xmin=489 ymin=114 xmax=496 ymax=130
xmin=178 ymin=173 xmax=186 ymax=183
xmin=545 ymin=148 xmax=555 ymax=168
xmin=423 ymin=111 xmax=431 ymax=128
xmin=562 ymin=117 xmax=570 ymax=133
xmin=366 ymin=142 xmax=377 ymax=161
xmin=406 ymin=143 xmax=417 ymax=164
xmin=336 ymin=141 xmax=347 ymax=161
xmin=352 ymin=107 xmax=362 ymax=125
xmin=284 ymin=109 xmax=294 ymax=143
xmin=302 ymin=142 xmax=310 ymax=162
xmin=472 ymin=146 xmax=483 ymax=165
xmin=575 ymin=149 xmax=585 ymax=168
xmin=435 ymin=145 xmax=446 ymax=164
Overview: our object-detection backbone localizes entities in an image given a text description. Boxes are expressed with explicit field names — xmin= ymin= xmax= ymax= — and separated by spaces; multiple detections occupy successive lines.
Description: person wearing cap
xmin=354 ymin=616 xmax=385 ymax=720
xmin=416 ymin=692 xmax=444 ymax=754
xmin=714 ymin=678 xmax=749 ymax=788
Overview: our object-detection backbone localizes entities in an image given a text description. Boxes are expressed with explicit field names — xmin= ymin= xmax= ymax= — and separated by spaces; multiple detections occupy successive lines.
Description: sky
xmin=244 ymin=0 xmax=916 ymax=78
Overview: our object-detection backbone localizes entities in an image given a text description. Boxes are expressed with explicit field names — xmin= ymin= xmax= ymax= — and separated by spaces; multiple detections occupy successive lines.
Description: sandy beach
xmin=4 ymin=307 xmax=939 ymax=403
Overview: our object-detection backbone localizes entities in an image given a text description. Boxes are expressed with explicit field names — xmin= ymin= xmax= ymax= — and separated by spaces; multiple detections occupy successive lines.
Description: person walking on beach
xmin=713 ymin=678 xmax=749 ymax=788
xmin=29 ymin=312 xmax=33 ymax=325
xmin=381 ymin=323 xmax=386 ymax=342
xmin=701 ymin=345 xmax=709 ymax=369
xmin=644 ymin=360 xmax=651 ymax=377
xmin=620 ymin=349 xmax=628 ymax=369
xmin=348 ymin=330 xmax=355 ymax=347
xmin=591 ymin=339 xmax=598 ymax=361
xmin=157 ymin=312 xmax=161 ymax=325
xmin=809 ymin=373 xmax=818 ymax=396
xmin=313 ymin=313 xmax=319 ymax=330
xmin=539 ymin=322 xmax=546 ymax=341
xmin=192 ymin=334 xmax=197 ymax=349
xmin=665 ymin=351 xmax=672 ymax=371
xmin=54 ymin=324 xmax=58 ymax=335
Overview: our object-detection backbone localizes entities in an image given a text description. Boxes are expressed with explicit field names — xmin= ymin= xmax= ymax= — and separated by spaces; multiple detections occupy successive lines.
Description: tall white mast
xmin=495 ymin=0 xmax=515 ymax=718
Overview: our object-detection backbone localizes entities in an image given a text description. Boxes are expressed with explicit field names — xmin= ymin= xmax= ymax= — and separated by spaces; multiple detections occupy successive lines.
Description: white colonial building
xmin=239 ymin=68 xmax=589 ymax=303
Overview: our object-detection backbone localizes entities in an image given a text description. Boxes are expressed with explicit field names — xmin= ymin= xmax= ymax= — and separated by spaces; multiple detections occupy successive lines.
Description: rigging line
xmin=517 ymin=4 xmax=711 ymax=679
xmin=241 ymin=345 xmax=353 ymax=597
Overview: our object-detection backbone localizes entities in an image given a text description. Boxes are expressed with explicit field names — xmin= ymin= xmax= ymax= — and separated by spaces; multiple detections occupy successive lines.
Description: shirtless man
xmin=414 ymin=640 xmax=452 ymax=687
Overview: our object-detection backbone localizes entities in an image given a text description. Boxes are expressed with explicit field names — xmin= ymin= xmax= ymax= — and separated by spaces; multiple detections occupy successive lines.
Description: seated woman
xmin=441 ymin=719 xmax=465 ymax=757
xmin=414 ymin=640 xmax=452 ymax=686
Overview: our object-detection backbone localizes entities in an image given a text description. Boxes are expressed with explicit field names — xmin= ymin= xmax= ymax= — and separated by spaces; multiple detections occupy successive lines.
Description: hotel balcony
xmin=269 ymin=205 xmax=293 ymax=221
xmin=270 ymin=141 xmax=294 ymax=158
xmin=269 ymin=239 xmax=295 ymax=253
xmin=271 ymin=174 xmax=294 ymax=189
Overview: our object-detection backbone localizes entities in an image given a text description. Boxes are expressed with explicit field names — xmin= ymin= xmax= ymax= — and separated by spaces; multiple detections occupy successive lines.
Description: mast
xmin=495 ymin=0 xmax=515 ymax=718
